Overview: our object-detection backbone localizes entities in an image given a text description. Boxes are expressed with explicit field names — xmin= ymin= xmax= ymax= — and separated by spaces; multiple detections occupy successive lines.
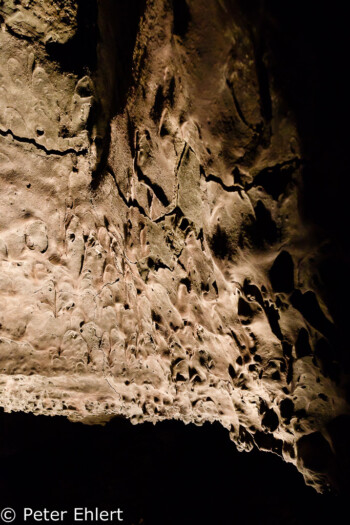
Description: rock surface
xmin=0 ymin=0 xmax=348 ymax=493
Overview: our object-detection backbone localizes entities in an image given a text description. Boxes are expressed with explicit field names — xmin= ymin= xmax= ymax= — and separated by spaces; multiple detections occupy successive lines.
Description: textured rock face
xmin=0 ymin=0 xmax=348 ymax=493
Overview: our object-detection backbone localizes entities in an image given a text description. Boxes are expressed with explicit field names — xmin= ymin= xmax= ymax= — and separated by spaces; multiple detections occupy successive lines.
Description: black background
xmin=0 ymin=411 xmax=347 ymax=525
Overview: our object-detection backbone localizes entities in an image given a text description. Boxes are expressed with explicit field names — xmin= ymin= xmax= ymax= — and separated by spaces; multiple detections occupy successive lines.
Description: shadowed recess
xmin=0 ymin=410 xmax=347 ymax=525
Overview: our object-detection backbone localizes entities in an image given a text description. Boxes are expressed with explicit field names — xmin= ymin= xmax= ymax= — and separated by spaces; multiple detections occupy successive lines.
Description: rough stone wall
xmin=0 ymin=0 xmax=348 ymax=493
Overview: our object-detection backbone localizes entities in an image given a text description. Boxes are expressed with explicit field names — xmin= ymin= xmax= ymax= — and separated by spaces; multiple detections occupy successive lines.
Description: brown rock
xmin=0 ymin=0 xmax=348 ymax=494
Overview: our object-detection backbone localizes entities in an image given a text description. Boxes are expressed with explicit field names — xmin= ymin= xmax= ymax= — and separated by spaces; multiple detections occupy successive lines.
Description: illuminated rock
xmin=0 ymin=0 xmax=348 ymax=493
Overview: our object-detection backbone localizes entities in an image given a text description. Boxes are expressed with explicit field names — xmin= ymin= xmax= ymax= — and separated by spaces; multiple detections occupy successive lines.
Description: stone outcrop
xmin=0 ymin=0 xmax=348 ymax=493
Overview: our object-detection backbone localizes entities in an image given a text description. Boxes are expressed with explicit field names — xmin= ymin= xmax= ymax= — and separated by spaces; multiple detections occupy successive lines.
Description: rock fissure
xmin=0 ymin=127 xmax=88 ymax=156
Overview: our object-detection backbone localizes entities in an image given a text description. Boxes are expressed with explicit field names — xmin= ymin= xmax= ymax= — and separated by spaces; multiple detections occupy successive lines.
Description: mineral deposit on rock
xmin=0 ymin=0 xmax=348 ymax=493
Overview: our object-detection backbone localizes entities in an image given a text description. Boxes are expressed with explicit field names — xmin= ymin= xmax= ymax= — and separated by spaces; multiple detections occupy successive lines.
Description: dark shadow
xmin=172 ymin=0 xmax=191 ymax=37
xmin=90 ymin=0 xmax=146 ymax=190
xmin=45 ymin=0 xmax=98 ymax=75
xmin=0 ymin=409 xmax=347 ymax=525
xmin=235 ymin=0 xmax=350 ymax=369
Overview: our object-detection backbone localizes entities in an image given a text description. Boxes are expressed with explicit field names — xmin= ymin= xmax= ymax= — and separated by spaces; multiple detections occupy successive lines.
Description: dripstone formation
xmin=0 ymin=0 xmax=348 ymax=493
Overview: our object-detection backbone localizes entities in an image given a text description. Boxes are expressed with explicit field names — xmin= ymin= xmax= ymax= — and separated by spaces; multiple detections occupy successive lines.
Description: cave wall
xmin=0 ymin=0 xmax=349 ymax=493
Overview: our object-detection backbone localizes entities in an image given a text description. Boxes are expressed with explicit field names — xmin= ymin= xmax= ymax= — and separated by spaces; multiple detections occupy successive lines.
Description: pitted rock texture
xmin=0 ymin=0 xmax=348 ymax=493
